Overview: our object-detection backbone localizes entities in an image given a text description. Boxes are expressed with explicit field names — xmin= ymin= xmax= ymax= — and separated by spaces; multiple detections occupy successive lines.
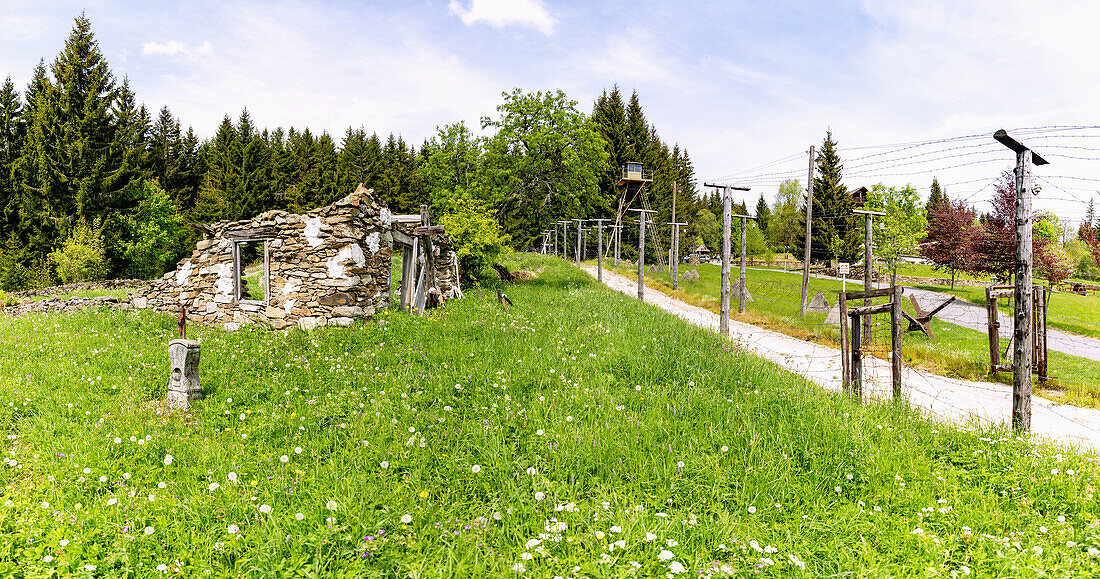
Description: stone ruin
xmin=131 ymin=185 xmax=461 ymax=331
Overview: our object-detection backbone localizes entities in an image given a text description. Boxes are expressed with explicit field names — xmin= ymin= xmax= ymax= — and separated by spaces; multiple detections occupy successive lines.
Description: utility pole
xmin=854 ymin=209 xmax=886 ymax=344
xmin=614 ymin=224 xmax=622 ymax=266
xmin=592 ymin=219 xmax=609 ymax=283
xmin=573 ymin=219 xmax=584 ymax=266
xmin=629 ymin=209 xmax=657 ymax=300
xmin=559 ymin=221 xmax=569 ymax=260
xmin=670 ymin=182 xmax=678 ymax=284
xmin=994 ymin=129 xmax=1048 ymax=432
xmin=705 ymin=182 xmax=751 ymax=335
xmin=800 ymin=146 xmax=816 ymax=317
xmin=669 ymin=221 xmax=688 ymax=289
xmin=732 ymin=213 xmax=756 ymax=313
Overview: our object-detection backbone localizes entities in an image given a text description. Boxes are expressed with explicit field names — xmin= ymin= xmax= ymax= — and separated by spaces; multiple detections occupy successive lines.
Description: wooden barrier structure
xmin=986 ymin=284 xmax=1049 ymax=382
xmin=838 ymin=286 xmax=903 ymax=401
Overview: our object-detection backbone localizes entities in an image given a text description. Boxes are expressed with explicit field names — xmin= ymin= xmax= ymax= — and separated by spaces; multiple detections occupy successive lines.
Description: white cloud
xmin=582 ymin=28 xmax=686 ymax=89
xmin=448 ymin=0 xmax=555 ymax=35
xmin=141 ymin=40 xmax=213 ymax=57
xmin=142 ymin=40 xmax=187 ymax=56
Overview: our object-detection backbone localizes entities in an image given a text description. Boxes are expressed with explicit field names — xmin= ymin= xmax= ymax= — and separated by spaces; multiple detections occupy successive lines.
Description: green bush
xmin=49 ymin=221 xmax=106 ymax=284
xmin=440 ymin=198 xmax=511 ymax=283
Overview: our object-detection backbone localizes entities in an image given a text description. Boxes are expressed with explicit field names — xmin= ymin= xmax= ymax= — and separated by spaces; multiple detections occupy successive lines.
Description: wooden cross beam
xmin=900 ymin=294 xmax=956 ymax=341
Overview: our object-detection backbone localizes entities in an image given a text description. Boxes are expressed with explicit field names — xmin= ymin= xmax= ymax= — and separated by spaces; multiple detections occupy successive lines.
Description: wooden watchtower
xmin=612 ymin=163 xmax=666 ymax=269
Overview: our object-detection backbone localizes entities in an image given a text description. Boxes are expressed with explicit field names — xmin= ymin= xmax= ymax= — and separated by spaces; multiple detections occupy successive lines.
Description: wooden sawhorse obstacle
xmin=985 ymin=285 xmax=1049 ymax=382
xmin=901 ymin=294 xmax=956 ymax=341
xmin=392 ymin=205 xmax=448 ymax=314
xmin=838 ymin=286 xmax=904 ymax=401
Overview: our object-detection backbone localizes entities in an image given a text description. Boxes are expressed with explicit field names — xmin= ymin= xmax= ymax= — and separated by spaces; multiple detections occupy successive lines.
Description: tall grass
xmin=0 ymin=254 xmax=1098 ymax=576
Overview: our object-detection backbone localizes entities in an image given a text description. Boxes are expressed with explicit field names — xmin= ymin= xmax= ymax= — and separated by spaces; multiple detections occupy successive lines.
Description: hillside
xmin=0 ymin=253 xmax=1098 ymax=576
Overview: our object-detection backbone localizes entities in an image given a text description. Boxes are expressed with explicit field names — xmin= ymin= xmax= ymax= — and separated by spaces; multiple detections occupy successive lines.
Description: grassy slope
xmin=1 ymin=254 xmax=1099 ymax=576
xmin=620 ymin=262 xmax=1100 ymax=407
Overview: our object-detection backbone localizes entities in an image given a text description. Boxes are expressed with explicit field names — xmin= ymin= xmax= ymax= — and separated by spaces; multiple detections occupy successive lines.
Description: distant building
xmin=848 ymin=186 xmax=869 ymax=207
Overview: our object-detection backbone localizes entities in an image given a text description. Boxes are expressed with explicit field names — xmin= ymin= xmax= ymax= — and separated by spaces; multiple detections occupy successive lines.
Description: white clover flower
xmin=401 ymin=514 xmax=412 ymax=524
xmin=227 ymin=524 xmax=239 ymax=534
xmin=144 ymin=526 xmax=155 ymax=535
xmin=658 ymin=549 xmax=675 ymax=561
xmin=666 ymin=538 xmax=678 ymax=547
xmin=43 ymin=555 xmax=54 ymax=563
xmin=163 ymin=454 xmax=173 ymax=466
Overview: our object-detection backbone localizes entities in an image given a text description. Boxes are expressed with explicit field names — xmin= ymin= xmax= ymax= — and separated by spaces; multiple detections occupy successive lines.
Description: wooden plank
xmin=391 ymin=230 xmax=415 ymax=247
xmin=843 ymin=287 xmax=893 ymax=300
xmin=891 ymin=285 xmax=903 ymax=399
xmin=839 ymin=290 xmax=850 ymax=392
xmin=391 ymin=214 xmax=422 ymax=224
xmin=989 ymin=289 xmax=1014 ymax=299
xmin=225 ymin=227 xmax=277 ymax=240
xmin=847 ymin=303 xmax=893 ymax=317
xmin=994 ymin=363 xmax=1013 ymax=372
xmin=986 ymin=290 xmax=1000 ymax=372
xmin=412 ymin=225 xmax=446 ymax=236
xmin=851 ymin=313 xmax=862 ymax=400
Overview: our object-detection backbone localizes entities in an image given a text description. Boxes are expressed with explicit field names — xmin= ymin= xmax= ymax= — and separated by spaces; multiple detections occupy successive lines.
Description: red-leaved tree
xmin=971 ymin=171 xmax=1070 ymax=285
xmin=920 ymin=197 xmax=978 ymax=288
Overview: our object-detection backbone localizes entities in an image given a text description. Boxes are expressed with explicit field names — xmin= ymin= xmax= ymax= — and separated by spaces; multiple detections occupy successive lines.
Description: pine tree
xmin=754 ymin=193 xmax=771 ymax=237
xmin=624 ymin=91 xmax=648 ymax=163
xmin=1085 ymin=197 xmax=1096 ymax=234
xmin=925 ymin=176 xmax=947 ymax=217
xmin=805 ymin=130 xmax=857 ymax=264
xmin=0 ymin=77 xmax=23 ymax=235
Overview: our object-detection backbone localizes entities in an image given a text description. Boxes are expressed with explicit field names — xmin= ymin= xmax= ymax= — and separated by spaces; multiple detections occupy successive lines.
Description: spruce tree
xmin=925 ymin=176 xmax=947 ymax=217
xmin=0 ymin=77 xmax=23 ymax=234
xmin=806 ymin=130 xmax=857 ymax=264
xmin=754 ymin=193 xmax=771 ymax=236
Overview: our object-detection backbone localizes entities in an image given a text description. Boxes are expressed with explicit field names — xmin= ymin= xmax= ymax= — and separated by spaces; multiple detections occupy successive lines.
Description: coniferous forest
xmin=0 ymin=16 xmax=701 ymax=288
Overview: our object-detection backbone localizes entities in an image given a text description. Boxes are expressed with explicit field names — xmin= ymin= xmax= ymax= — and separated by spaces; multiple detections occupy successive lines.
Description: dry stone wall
xmin=132 ymin=185 xmax=394 ymax=331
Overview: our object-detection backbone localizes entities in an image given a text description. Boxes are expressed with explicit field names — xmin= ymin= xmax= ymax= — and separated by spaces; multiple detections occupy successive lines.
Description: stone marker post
xmin=167 ymin=339 xmax=202 ymax=409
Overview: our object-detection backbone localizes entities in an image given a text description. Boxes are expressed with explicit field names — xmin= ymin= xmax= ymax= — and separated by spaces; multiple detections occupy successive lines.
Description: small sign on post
xmin=839 ymin=262 xmax=850 ymax=292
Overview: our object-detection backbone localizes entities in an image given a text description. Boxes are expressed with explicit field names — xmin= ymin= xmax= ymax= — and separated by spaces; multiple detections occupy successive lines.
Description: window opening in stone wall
xmin=233 ymin=240 xmax=269 ymax=303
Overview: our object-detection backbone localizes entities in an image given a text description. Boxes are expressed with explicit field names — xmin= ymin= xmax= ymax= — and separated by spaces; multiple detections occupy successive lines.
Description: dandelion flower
xmin=380 ymin=461 xmax=389 ymax=469
xmin=113 ymin=437 xmax=121 ymax=444
xmin=280 ymin=455 xmax=289 ymax=463
xmin=566 ymin=416 xmax=573 ymax=422
xmin=158 ymin=481 xmax=167 ymax=489
xmin=294 ymin=447 xmax=303 ymax=454
xmin=163 ymin=454 xmax=173 ymax=466
xmin=82 ymin=467 xmax=91 ymax=474
xmin=748 ymin=506 xmax=757 ymax=514
xmin=43 ymin=555 xmax=54 ymax=563
xmin=534 ymin=492 xmax=545 ymax=501
xmin=227 ymin=524 xmax=239 ymax=534
xmin=401 ymin=514 xmax=412 ymax=524
xmin=295 ymin=513 xmax=304 ymax=520
xmin=471 ymin=464 xmax=481 ymax=473
xmin=326 ymin=501 xmax=338 ymax=511
xmin=208 ymin=483 xmax=220 ymax=491
xmin=98 ymin=476 xmax=107 ymax=483
xmin=526 ymin=467 xmax=537 ymax=476
xmin=227 ymin=472 xmax=238 ymax=483
xmin=144 ymin=526 xmax=155 ymax=535
xmin=418 ymin=490 xmax=429 ymax=499
xmin=156 ymin=564 xmax=168 ymax=572
xmin=536 ymin=429 xmax=544 ymax=436
xmin=259 ymin=504 xmax=272 ymax=514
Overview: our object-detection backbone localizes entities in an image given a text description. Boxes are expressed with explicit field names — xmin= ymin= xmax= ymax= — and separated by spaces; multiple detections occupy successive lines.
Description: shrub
xmin=49 ymin=221 xmax=106 ymax=284
xmin=440 ymin=198 xmax=511 ymax=283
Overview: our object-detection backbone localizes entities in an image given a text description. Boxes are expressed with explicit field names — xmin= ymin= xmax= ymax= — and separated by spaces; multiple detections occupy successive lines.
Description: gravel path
xmin=584 ymin=266 xmax=1100 ymax=451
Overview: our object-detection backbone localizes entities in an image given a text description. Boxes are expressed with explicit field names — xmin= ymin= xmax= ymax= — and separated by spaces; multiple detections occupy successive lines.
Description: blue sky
xmin=3 ymin=1 xmax=1099 ymax=224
